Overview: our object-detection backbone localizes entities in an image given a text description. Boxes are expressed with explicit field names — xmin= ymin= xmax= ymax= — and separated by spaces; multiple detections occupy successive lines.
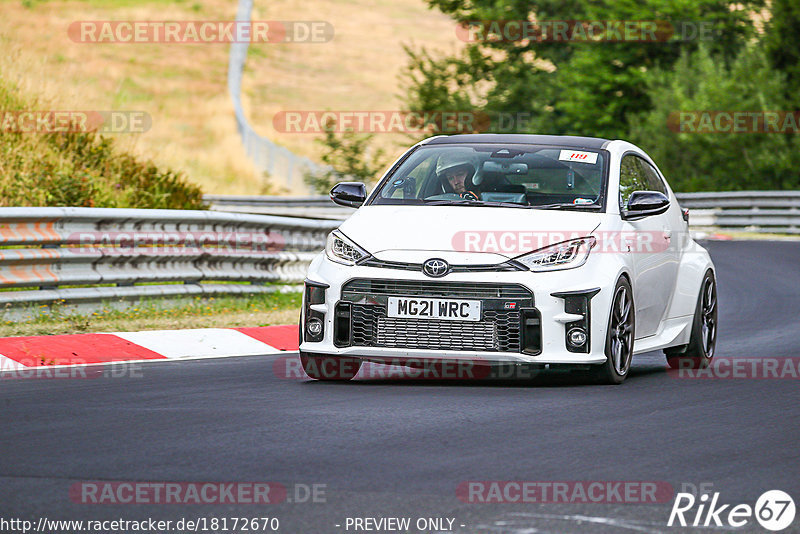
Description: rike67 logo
xmin=669 ymin=489 xmax=795 ymax=531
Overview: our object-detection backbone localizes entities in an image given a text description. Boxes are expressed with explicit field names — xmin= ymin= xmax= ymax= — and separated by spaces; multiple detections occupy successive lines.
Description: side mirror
xmin=623 ymin=190 xmax=670 ymax=220
xmin=330 ymin=182 xmax=367 ymax=208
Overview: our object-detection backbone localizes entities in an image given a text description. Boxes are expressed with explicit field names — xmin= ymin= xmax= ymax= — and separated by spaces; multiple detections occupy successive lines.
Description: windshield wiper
xmin=421 ymin=198 xmax=601 ymax=210
xmin=421 ymin=199 xmax=476 ymax=206
xmin=533 ymin=202 xmax=603 ymax=210
xmin=480 ymin=201 xmax=536 ymax=209
xmin=422 ymin=199 xmax=535 ymax=209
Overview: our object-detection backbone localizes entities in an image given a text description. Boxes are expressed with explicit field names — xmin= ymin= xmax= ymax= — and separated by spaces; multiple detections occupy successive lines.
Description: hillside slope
xmin=0 ymin=0 xmax=462 ymax=194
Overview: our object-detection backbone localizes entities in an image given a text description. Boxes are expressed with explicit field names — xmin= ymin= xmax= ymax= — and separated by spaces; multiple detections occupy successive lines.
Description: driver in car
xmin=437 ymin=153 xmax=479 ymax=200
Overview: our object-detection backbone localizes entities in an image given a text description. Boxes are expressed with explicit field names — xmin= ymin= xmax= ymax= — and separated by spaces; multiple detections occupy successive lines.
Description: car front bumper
xmin=300 ymin=254 xmax=621 ymax=366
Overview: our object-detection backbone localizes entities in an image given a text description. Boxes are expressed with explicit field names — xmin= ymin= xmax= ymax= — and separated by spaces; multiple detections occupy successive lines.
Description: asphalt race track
xmin=2 ymin=240 xmax=799 ymax=534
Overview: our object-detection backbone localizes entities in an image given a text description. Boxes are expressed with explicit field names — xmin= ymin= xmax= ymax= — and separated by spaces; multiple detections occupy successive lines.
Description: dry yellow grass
xmin=0 ymin=0 xmax=462 ymax=194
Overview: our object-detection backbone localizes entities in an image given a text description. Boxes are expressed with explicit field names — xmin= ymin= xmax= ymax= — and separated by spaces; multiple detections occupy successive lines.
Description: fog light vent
xmin=302 ymin=279 xmax=328 ymax=343
xmin=551 ymin=288 xmax=600 ymax=354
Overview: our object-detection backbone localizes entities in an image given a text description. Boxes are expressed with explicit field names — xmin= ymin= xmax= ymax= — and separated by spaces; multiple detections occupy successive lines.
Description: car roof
xmin=423 ymin=133 xmax=611 ymax=150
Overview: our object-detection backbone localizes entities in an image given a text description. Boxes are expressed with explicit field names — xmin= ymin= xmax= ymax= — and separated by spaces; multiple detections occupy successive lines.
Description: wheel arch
xmin=666 ymin=244 xmax=715 ymax=320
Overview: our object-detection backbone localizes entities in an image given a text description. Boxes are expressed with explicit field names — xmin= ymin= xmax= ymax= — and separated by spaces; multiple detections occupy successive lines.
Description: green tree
xmin=627 ymin=44 xmax=800 ymax=191
xmin=303 ymin=126 xmax=387 ymax=195
xmin=764 ymin=0 xmax=800 ymax=106
xmin=403 ymin=0 xmax=762 ymax=139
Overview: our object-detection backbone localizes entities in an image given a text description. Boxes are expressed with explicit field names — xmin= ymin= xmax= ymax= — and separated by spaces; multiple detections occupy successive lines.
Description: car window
xmin=372 ymin=144 xmax=607 ymax=209
xmin=384 ymin=157 xmax=430 ymax=198
xmin=640 ymin=159 xmax=668 ymax=196
xmin=619 ymin=154 xmax=667 ymax=208
xmin=619 ymin=155 xmax=646 ymax=208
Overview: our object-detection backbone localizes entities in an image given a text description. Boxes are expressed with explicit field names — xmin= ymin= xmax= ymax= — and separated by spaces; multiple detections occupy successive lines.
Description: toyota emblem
xmin=423 ymin=258 xmax=449 ymax=277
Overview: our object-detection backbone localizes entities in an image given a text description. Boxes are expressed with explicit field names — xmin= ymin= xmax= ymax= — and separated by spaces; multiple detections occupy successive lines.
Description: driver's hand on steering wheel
xmin=459 ymin=191 xmax=479 ymax=201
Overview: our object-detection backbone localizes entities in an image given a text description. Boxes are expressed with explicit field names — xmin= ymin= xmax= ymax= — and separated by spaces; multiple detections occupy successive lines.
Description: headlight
xmin=514 ymin=236 xmax=596 ymax=272
xmin=325 ymin=230 xmax=369 ymax=265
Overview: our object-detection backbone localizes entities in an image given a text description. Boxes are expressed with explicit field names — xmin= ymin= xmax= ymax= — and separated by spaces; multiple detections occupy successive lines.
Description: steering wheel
xmin=460 ymin=190 xmax=479 ymax=201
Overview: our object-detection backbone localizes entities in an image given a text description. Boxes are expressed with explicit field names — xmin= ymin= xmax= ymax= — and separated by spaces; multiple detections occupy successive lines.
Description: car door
xmin=619 ymin=154 xmax=680 ymax=338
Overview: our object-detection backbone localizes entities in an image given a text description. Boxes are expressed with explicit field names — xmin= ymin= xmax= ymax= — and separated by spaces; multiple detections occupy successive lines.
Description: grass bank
xmin=0 ymin=75 xmax=204 ymax=208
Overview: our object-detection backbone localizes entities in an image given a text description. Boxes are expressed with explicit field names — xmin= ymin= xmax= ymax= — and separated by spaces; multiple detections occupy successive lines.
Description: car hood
xmin=338 ymin=205 xmax=604 ymax=262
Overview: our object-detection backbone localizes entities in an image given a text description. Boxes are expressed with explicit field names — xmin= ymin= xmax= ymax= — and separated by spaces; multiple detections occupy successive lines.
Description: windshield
xmin=370 ymin=144 xmax=607 ymax=210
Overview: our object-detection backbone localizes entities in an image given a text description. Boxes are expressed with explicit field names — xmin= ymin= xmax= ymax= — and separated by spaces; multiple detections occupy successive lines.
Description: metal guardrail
xmin=207 ymin=191 xmax=800 ymax=234
xmin=0 ymin=208 xmax=339 ymax=307
xmin=676 ymin=191 xmax=800 ymax=234
xmin=205 ymin=195 xmax=355 ymax=220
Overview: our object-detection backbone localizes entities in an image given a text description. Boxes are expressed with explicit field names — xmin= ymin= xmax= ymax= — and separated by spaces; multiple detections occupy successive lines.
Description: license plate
xmin=387 ymin=297 xmax=481 ymax=322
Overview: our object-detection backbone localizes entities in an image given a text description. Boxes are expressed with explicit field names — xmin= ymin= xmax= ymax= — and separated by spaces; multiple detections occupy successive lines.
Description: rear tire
xmin=665 ymin=270 xmax=717 ymax=370
xmin=299 ymin=352 xmax=362 ymax=381
xmin=589 ymin=277 xmax=635 ymax=385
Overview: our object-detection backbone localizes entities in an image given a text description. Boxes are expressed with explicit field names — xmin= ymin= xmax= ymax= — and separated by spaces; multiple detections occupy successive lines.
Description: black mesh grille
xmin=488 ymin=310 xmax=522 ymax=352
xmin=342 ymin=279 xmax=531 ymax=353
xmin=378 ymin=318 xmax=496 ymax=351
xmin=351 ymin=304 xmax=521 ymax=352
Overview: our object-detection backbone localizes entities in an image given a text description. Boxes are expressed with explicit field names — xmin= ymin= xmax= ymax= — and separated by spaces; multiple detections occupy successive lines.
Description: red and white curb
xmin=0 ymin=325 xmax=300 ymax=371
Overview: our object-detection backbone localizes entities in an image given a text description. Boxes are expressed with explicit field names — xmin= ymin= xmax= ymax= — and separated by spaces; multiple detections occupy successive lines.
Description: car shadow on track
xmin=301 ymin=361 xmax=670 ymax=388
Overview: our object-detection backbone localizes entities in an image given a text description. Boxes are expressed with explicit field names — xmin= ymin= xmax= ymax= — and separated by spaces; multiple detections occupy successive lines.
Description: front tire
xmin=589 ymin=277 xmax=635 ymax=385
xmin=665 ymin=270 xmax=717 ymax=369
xmin=299 ymin=352 xmax=362 ymax=381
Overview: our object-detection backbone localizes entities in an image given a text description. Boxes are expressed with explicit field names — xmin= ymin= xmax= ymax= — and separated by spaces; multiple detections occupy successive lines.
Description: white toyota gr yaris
xmin=300 ymin=134 xmax=717 ymax=384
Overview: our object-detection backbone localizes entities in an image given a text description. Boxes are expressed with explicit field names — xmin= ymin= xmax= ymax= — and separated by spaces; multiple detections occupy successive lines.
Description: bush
xmin=0 ymin=80 xmax=205 ymax=209
xmin=627 ymin=45 xmax=800 ymax=191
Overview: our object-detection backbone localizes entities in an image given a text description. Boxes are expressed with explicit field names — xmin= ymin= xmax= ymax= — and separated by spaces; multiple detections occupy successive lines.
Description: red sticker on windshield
xmin=559 ymin=150 xmax=598 ymax=164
